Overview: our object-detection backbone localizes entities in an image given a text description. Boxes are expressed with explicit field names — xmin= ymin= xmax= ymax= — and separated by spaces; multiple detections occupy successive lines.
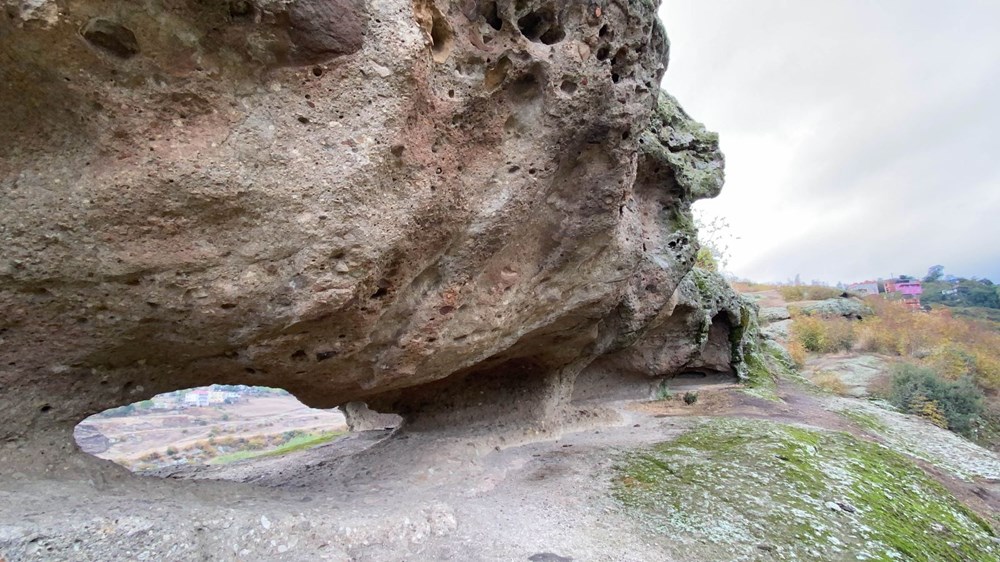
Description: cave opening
xmin=72 ymin=385 xmax=372 ymax=474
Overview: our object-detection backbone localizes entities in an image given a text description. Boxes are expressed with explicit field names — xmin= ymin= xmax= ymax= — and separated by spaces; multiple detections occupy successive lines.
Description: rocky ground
xmin=3 ymin=2 xmax=997 ymax=559
xmin=2 ymin=364 xmax=998 ymax=561
xmin=3 ymin=290 xmax=998 ymax=561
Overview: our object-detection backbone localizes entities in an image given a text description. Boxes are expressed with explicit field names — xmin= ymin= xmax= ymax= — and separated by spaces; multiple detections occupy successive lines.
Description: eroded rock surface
xmin=1 ymin=0 xmax=752 ymax=472
xmin=795 ymin=297 xmax=873 ymax=319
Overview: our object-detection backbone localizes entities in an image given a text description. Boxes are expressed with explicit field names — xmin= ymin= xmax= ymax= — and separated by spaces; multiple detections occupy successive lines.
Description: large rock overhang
xmin=0 ymin=0 xmax=751 ymax=471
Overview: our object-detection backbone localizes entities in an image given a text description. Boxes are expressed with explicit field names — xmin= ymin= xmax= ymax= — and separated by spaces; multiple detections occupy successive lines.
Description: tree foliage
xmin=889 ymin=364 xmax=984 ymax=437
xmin=923 ymin=265 xmax=944 ymax=283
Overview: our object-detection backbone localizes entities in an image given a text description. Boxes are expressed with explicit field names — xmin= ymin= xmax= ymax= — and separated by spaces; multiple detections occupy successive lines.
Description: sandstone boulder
xmin=0 ymin=0 xmax=754 ymax=471
xmin=795 ymin=298 xmax=873 ymax=319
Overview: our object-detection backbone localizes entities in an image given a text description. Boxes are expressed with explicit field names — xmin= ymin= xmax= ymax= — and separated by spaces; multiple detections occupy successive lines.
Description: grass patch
xmin=741 ymin=350 xmax=780 ymax=402
xmin=839 ymin=409 xmax=887 ymax=433
xmin=812 ymin=371 xmax=849 ymax=395
xmin=614 ymin=419 xmax=997 ymax=561
xmin=778 ymin=285 xmax=844 ymax=303
xmin=210 ymin=431 xmax=344 ymax=465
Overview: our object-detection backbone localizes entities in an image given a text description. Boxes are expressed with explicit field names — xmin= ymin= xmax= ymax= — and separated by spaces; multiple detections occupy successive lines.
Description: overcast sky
xmin=657 ymin=0 xmax=1000 ymax=284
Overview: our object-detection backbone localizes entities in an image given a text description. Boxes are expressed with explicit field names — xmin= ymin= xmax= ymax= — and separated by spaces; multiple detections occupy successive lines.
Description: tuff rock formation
xmin=796 ymin=297 xmax=873 ymax=319
xmin=0 ymin=0 xmax=756 ymax=472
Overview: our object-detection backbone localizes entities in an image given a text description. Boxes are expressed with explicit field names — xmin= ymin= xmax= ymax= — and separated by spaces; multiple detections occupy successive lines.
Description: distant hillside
xmin=921 ymin=279 xmax=1000 ymax=309
xmin=937 ymin=306 xmax=1000 ymax=332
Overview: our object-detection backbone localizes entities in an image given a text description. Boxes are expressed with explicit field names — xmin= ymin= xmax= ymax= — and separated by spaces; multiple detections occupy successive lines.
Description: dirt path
xmin=4 ymin=375 xmax=999 ymax=561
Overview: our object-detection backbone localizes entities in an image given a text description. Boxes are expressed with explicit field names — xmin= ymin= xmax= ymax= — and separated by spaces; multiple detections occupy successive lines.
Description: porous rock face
xmin=0 ymin=0 xmax=751 ymax=469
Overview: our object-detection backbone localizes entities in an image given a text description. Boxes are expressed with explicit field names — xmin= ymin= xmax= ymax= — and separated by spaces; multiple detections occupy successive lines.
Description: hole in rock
xmin=517 ymin=7 xmax=564 ymax=45
xmin=506 ymin=72 xmax=542 ymax=104
xmin=81 ymin=18 xmax=140 ymax=58
xmin=228 ymin=0 xmax=255 ymax=20
xmin=429 ymin=9 xmax=454 ymax=62
xmin=481 ymin=1 xmax=503 ymax=31
xmin=484 ymin=56 xmax=512 ymax=90
xmin=559 ymin=79 xmax=577 ymax=95
xmin=73 ymin=385 xmax=362 ymax=474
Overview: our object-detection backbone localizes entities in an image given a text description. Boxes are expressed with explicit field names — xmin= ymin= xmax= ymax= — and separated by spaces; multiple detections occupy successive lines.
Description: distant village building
xmin=183 ymin=389 xmax=211 ymax=407
xmin=847 ymin=281 xmax=879 ymax=296
xmin=182 ymin=386 xmax=239 ymax=407
xmin=884 ymin=277 xmax=923 ymax=308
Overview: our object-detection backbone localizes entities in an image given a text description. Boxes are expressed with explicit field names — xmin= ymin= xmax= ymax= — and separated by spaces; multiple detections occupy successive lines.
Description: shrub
xmin=165 ymin=446 xmax=178 ymax=457
xmin=813 ymin=372 xmax=848 ymax=395
xmin=889 ymin=364 xmax=984 ymax=437
xmin=791 ymin=315 xmax=857 ymax=354
xmin=683 ymin=392 xmax=699 ymax=405
xmin=823 ymin=318 xmax=856 ymax=352
xmin=791 ymin=316 xmax=827 ymax=352
xmin=909 ymin=395 xmax=949 ymax=429
xmin=854 ymin=298 xmax=1000 ymax=391
xmin=655 ymin=383 xmax=673 ymax=401
xmin=694 ymin=247 xmax=717 ymax=272
xmin=786 ymin=340 xmax=807 ymax=368
xmin=971 ymin=350 xmax=1000 ymax=390
xmin=926 ymin=344 xmax=976 ymax=381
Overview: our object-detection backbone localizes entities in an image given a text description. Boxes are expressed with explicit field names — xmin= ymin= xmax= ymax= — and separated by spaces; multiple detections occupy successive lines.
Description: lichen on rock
xmin=639 ymin=91 xmax=725 ymax=201
xmin=615 ymin=418 xmax=999 ymax=561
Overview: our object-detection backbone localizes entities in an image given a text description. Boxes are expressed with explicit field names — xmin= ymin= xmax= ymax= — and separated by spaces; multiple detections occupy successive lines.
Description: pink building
xmin=884 ymin=278 xmax=923 ymax=308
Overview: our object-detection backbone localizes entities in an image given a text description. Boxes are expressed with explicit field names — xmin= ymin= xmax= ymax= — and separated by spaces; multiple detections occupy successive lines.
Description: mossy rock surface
xmin=614 ymin=418 xmax=997 ymax=561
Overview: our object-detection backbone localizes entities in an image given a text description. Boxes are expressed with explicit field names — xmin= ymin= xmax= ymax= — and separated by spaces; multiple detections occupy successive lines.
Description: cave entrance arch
xmin=72 ymin=385 xmax=395 ymax=474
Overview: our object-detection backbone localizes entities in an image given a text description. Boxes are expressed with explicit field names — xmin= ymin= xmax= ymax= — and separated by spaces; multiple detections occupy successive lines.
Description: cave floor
xmin=1 ymin=377 xmax=998 ymax=561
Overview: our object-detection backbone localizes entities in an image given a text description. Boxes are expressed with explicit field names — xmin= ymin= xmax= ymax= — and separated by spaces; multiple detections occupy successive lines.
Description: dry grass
xmin=813 ymin=372 xmax=849 ymax=395
xmin=731 ymin=281 xmax=778 ymax=293
xmin=787 ymin=340 xmax=808 ymax=368
xmin=778 ymin=285 xmax=845 ymax=303
xmin=790 ymin=316 xmax=856 ymax=353
xmin=792 ymin=297 xmax=1000 ymax=392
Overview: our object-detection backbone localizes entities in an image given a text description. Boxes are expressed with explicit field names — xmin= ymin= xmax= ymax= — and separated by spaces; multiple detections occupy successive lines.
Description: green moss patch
xmin=614 ymin=419 xmax=996 ymax=561
xmin=210 ymin=431 xmax=344 ymax=465
xmin=740 ymin=349 xmax=781 ymax=401
xmin=839 ymin=409 xmax=888 ymax=434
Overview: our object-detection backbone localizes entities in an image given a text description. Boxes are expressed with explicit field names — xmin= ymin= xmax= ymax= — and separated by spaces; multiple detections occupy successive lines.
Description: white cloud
xmin=658 ymin=0 xmax=1000 ymax=283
